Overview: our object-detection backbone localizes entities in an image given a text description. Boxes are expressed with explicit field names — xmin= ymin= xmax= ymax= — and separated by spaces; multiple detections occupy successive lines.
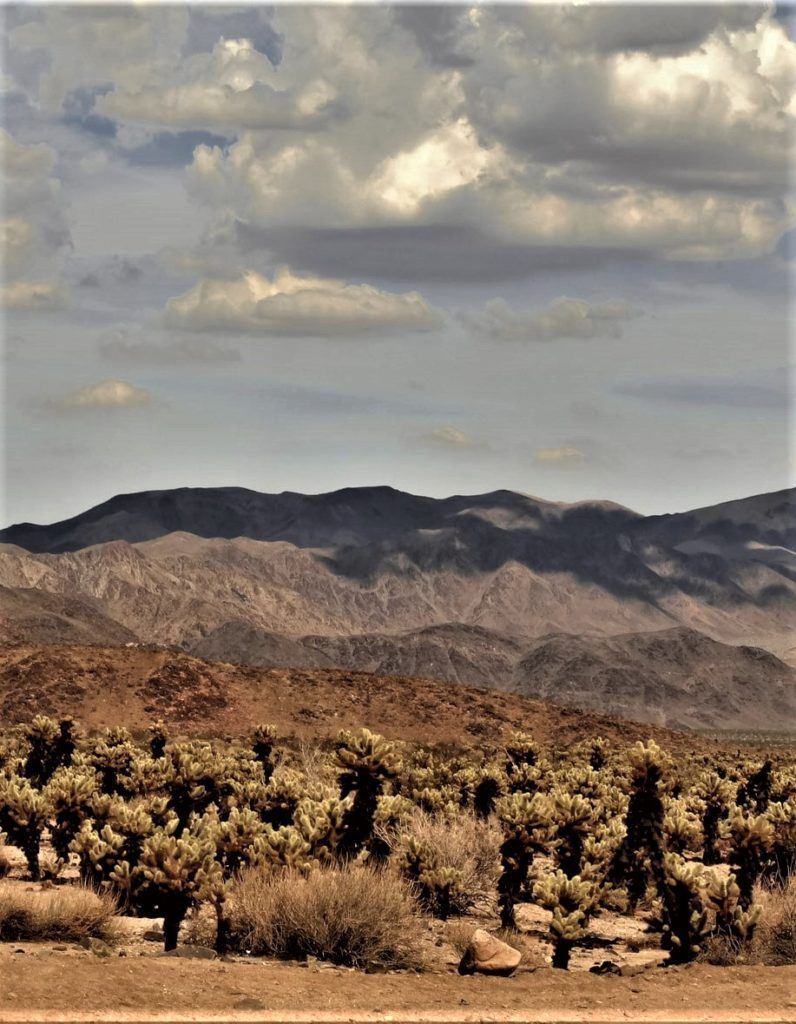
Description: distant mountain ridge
xmin=0 ymin=484 xmax=794 ymax=730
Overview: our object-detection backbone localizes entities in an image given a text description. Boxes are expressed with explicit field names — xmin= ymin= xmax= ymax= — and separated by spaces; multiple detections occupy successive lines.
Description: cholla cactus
xmin=261 ymin=824 xmax=312 ymax=872
xmin=71 ymin=821 xmax=128 ymax=887
xmin=588 ymin=738 xmax=608 ymax=771
xmin=505 ymin=732 xmax=540 ymax=774
xmin=0 ymin=777 xmax=48 ymax=879
xmin=148 ymin=721 xmax=168 ymax=760
xmin=695 ymin=771 xmax=733 ymax=865
xmin=210 ymin=806 xmax=268 ymax=875
xmin=419 ymin=865 xmax=463 ymax=921
xmin=398 ymin=835 xmax=466 ymax=919
xmin=163 ymin=745 xmax=219 ymax=828
xmin=371 ymin=794 xmax=414 ymax=863
xmin=609 ymin=740 xmax=668 ymax=909
xmin=551 ymin=789 xmax=593 ymax=878
xmin=660 ymin=854 xmax=710 ymax=964
xmin=663 ymin=798 xmax=700 ymax=856
xmin=473 ymin=763 xmax=504 ymax=819
xmin=260 ymin=770 xmax=304 ymax=827
xmin=765 ymin=798 xmax=796 ymax=884
xmin=196 ymin=856 xmax=231 ymax=954
xmin=88 ymin=736 xmax=138 ymax=797
xmin=534 ymin=870 xmax=600 ymax=969
xmin=335 ymin=728 xmax=399 ymax=857
xmin=134 ymin=831 xmax=216 ymax=950
xmin=737 ymin=760 xmax=773 ymax=814
xmin=705 ymin=871 xmax=760 ymax=946
xmin=496 ymin=791 xmax=552 ymax=928
xmin=252 ymin=724 xmax=278 ymax=781
xmin=23 ymin=716 xmax=61 ymax=785
xmin=294 ymin=797 xmax=349 ymax=864
xmin=45 ymin=768 xmax=96 ymax=863
xmin=728 ymin=809 xmax=774 ymax=908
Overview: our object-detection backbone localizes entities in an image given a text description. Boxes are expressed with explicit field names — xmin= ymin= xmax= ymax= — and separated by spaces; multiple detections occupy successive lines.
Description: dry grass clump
xmin=0 ymin=882 xmax=119 ymax=943
xmin=230 ymin=864 xmax=425 ymax=969
xmin=751 ymin=877 xmax=796 ymax=965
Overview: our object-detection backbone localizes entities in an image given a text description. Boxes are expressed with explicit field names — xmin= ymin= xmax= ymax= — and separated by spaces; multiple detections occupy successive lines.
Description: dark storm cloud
xmin=235 ymin=222 xmax=653 ymax=284
xmin=393 ymin=6 xmax=477 ymax=68
xmin=504 ymin=3 xmax=767 ymax=56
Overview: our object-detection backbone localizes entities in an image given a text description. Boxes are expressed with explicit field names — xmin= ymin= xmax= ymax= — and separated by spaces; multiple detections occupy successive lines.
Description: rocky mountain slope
xmin=0 ymin=485 xmax=793 ymax=730
xmin=189 ymin=622 xmax=795 ymax=731
xmin=0 ymin=641 xmax=689 ymax=749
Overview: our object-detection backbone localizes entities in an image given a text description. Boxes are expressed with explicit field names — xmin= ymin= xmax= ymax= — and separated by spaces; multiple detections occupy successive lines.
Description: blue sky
xmin=1 ymin=3 xmax=793 ymax=525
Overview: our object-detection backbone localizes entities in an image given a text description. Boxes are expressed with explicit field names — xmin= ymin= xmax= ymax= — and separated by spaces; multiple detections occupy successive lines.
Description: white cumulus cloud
xmin=463 ymin=297 xmax=640 ymax=342
xmin=98 ymin=38 xmax=340 ymax=131
xmin=56 ymin=379 xmax=152 ymax=411
xmin=164 ymin=267 xmax=443 ymax=336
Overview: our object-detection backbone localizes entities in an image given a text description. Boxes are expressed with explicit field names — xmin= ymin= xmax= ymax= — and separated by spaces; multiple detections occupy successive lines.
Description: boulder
xmin=458 ymin=929 xmax=521 ymax=976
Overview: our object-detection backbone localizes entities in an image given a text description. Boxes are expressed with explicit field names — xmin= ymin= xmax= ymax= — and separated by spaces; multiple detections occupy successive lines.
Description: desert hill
xmin=189 ymin=622 xmax=795 ymax=731
xmin=0 ymin=641 xmax=690 ymax=750
xmin=0 ymin=484 xmax=793 ymax=732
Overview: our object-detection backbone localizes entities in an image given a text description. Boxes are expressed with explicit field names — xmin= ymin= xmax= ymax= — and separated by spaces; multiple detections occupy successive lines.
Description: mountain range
xmin=0 ymin=484 xmax=794 ymax=731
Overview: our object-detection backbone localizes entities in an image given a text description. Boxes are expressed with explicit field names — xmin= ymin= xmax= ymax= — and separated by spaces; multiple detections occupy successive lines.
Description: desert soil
xmin=1 ymin=947 xmax=794 ymax=1022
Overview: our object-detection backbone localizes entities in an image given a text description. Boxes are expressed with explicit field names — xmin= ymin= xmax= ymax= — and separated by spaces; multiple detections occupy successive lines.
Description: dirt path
xmin=1 ymin=950 xmax=794 ymax=1023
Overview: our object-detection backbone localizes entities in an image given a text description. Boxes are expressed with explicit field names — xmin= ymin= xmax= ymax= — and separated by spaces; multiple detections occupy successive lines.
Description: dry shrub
xmin=752 ymin=876 xmax=796 ymax=965
xmin=399 ymin=809 xmax=501 ymax=909
xmin=0 ymin=844 xmax=11 ymax=879
xmin=0 ymin=882 xmax=119 ymax=942
xmin=444 ymin=919 xmax=476 ymax=955
xmin=231 ymin=864 xmax=424 ymax=969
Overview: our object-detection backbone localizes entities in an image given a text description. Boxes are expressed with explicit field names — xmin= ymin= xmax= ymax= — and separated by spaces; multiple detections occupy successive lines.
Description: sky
xmin=1 ymin=1 xmax=794 ymax=527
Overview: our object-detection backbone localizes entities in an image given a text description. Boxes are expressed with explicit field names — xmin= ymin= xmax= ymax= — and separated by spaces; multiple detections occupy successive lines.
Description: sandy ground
xmin=1 ymin=944 xmax=795 ymax=1023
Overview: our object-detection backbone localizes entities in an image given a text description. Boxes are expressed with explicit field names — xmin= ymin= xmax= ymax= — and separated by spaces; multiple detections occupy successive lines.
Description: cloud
xmin=462 ymin=297 xmax=640 ymax=341
xmin=98 ymin=38 xmax=341 ymax=132
xmin=177 ymin=7 xmax=794 ymax=273
xmin=164 ymin=267 xmax=443 ymax=336
xmin=533 ymin=445 xmax=587 ymax=467
xmin=7 ymin=4 xmax=793 ymax=288
xmin=56 ymin=379 xmax=152 ymax=411
xmin=0 ymin=280 xmax=67 ymax=310
xmin=1 ymin=130 xmax=70 ymax=290
xmin=420 ymin=426 xmax=483 ymax=450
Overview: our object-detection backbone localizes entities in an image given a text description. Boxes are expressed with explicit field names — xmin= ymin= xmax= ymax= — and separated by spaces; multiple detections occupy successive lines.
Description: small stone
xmin=620 ymin=964 xmax=646 ymax=977
xmin=143 ymin=929 xmax=163 ymax=942
xmin=51 ymin=944 xmax=68 ymax=952
xmin=458 ymin=929 xmax=522 ymax=977
xmin=161 ymin=944 xmax=217 ymax=960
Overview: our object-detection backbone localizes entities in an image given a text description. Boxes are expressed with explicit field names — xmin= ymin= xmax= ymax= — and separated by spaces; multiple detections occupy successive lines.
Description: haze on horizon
xmin=1 ymin=2 xmax=794 ymax=528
